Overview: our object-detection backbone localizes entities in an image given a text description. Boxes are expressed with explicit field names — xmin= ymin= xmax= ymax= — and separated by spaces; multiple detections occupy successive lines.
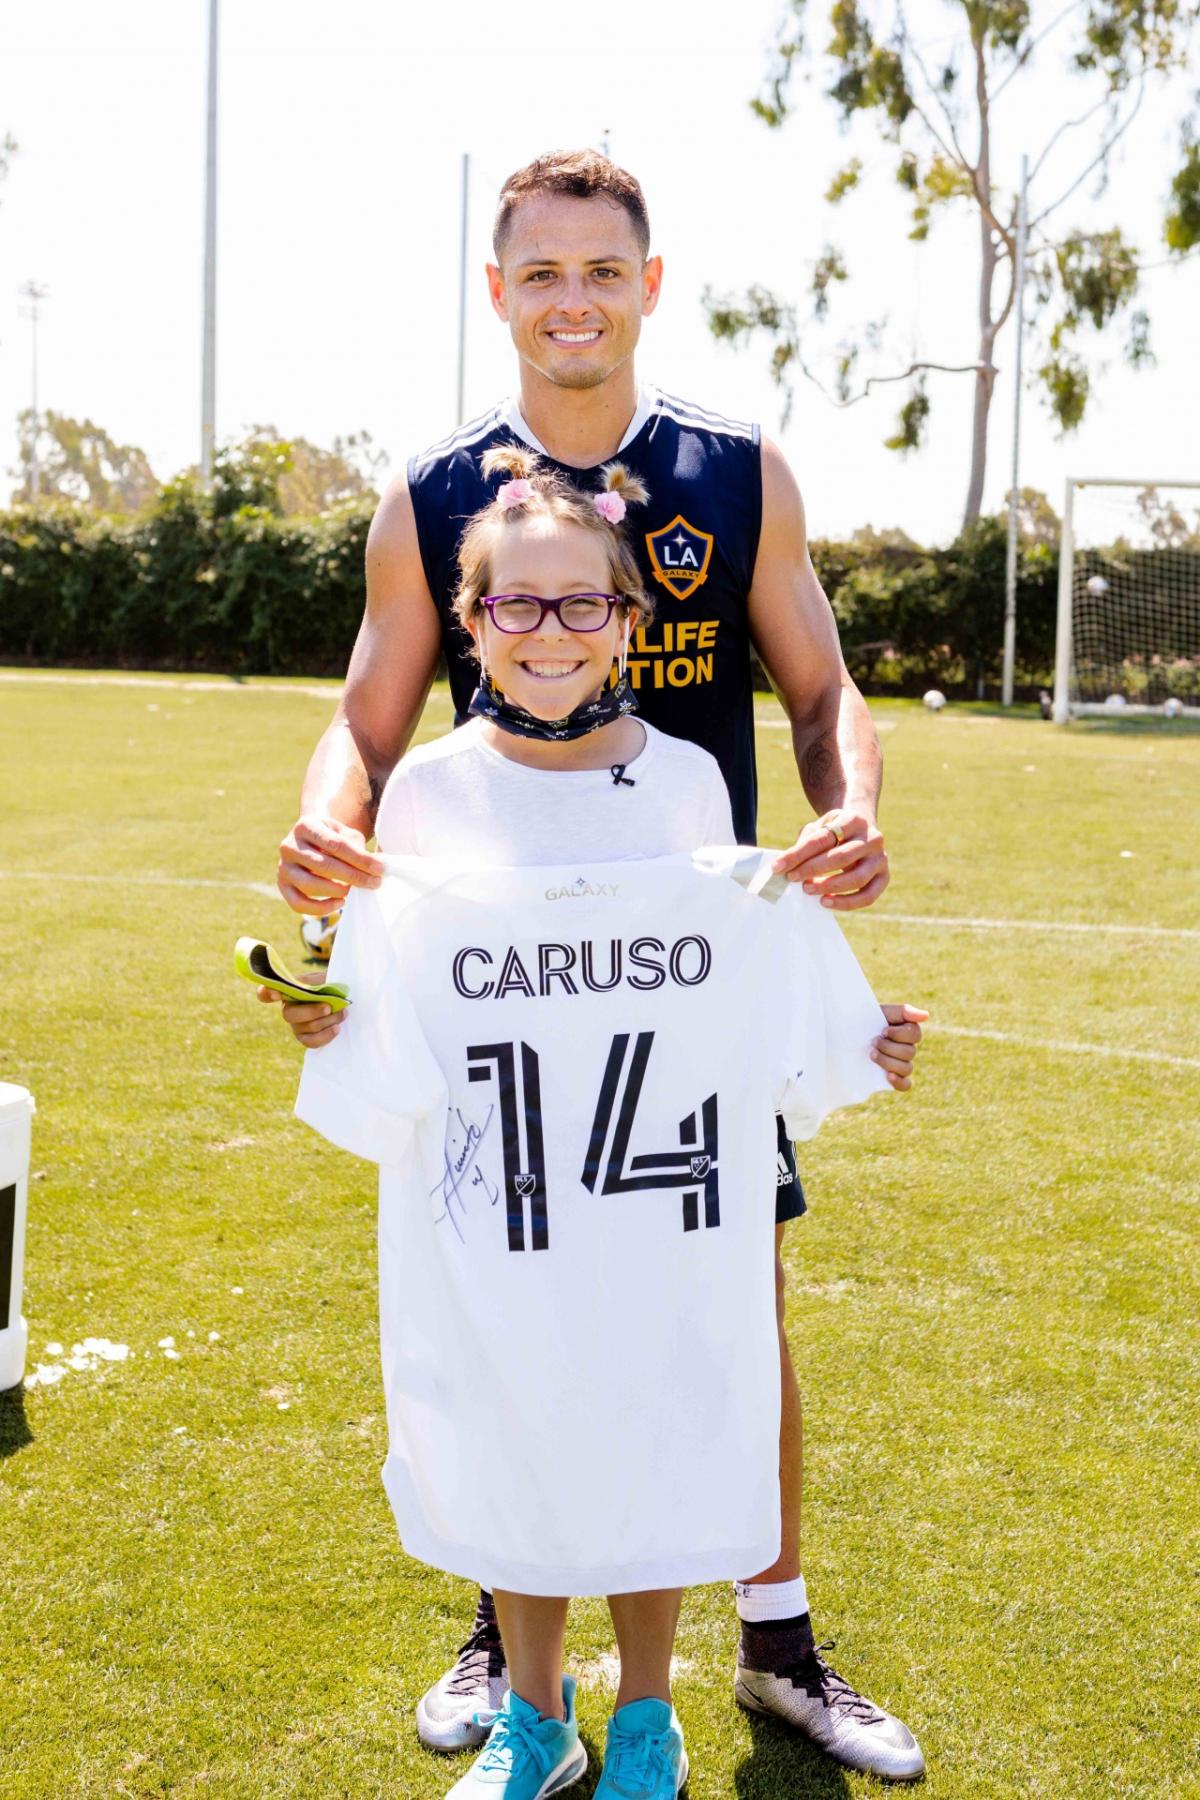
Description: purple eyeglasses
xmin=479 ymin=593 xmax=622 ymax=634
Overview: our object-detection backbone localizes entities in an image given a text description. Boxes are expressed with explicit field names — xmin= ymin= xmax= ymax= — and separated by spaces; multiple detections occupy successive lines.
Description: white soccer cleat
xmin=299 ymin=909 xmax=342 ymax=964
xmin=416 ymin=1590 xmax=510 ymax=1753
xmin=736 ymin=1638 xmax=925 ymax=1783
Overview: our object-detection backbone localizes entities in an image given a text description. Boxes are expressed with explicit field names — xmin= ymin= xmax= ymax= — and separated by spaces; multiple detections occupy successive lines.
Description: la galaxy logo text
xmin=545 ymin=876 xmax=620 ymax=902
xmin=626 ymin=514 xmax=718 ymax=693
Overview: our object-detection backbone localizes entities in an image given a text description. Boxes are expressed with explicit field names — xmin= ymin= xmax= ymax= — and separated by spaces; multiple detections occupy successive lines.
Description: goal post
xmin=1052 ymin=477 xmax=1200 ymax=723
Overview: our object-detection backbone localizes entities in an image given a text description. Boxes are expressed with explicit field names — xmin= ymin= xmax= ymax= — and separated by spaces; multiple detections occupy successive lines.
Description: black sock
xmin=738 ymin=1611 xmax=817 ymax=1673
xmin=470 ymin=1587 xmax=507 ymax=1672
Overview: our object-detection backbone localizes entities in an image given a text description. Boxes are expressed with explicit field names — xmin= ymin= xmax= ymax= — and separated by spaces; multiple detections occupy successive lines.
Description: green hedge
xmin=813 ymin=520 xmax=1059 ymax=695
xmin=0 ymin=477 xmax=373 ymax=677
xmin=0 ymin=476 xmax=1060 ymax=693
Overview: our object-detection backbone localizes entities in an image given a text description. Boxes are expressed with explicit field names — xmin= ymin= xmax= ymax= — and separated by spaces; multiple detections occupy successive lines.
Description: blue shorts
xmin=775 ymin=1114 xmax=807 ymax=1225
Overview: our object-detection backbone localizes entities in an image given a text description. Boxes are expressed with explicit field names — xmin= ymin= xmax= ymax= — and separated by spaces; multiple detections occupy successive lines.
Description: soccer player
xmin=271 ymin=150 xmax=925 ymax=1784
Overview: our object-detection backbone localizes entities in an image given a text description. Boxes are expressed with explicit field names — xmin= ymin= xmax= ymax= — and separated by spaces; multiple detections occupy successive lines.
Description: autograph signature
xmin=430 ymin=1103 xmax=499 ymax=1241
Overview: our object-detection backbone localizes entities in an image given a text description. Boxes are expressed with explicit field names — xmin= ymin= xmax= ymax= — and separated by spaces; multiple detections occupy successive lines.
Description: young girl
xmin=283 ymin=446 xmax=921 ymax=1800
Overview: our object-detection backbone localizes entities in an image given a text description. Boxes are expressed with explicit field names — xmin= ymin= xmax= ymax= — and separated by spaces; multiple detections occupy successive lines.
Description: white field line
xmin=857 ymin=910 xmax=1199 ymax=942
xmin=0 ymin=669 xmax=464 ymax=710
xmin=3 ymin=868 xmax=1193 ymax=941
xmin=3 ymin=671 xmax=842 ymax=717
xmin=931 ymin=1023 xmax=1200 ymax=1072
xmin=756 ymin=715 xmax=898 ymax=733
xmin=4 ymin=869 xmax=1195 ymax=1066
xmin=0 ymin=869 xmax=277 ymax=898
xmin=5 ymin=672 xmax=858 ymax=732
xmin=0 ymin=671 xmax=344 ymax=700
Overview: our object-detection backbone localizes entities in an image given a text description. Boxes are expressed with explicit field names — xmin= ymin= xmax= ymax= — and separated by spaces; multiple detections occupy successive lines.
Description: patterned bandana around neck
xmin=467 ymin=672 xmax=639 ymax=742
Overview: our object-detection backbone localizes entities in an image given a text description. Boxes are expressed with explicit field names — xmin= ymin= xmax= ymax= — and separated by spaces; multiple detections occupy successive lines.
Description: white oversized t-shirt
xmin=374 ymin=716 xmax=736 ymax=862
xmin=296 ymin=844 xmax=889 ymax=1596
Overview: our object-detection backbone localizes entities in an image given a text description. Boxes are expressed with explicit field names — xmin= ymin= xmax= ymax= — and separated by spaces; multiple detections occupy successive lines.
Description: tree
xmin=213 ymin=426 xmax=388 ymax=517
xmin=705 ymin=0 xmax=1200 ymax=526
xmin=9 ymin=410 xmax=159 ymax=512
xmin=1008 ymin=484 xmax=1060 ymax=545
xmin=6 ymin=417 xmax=389 ymax=516
xmin=276 ymin=429 xmax=388 ymax=516
xmin=1133 ymin=484 xmax=1200 ymax=546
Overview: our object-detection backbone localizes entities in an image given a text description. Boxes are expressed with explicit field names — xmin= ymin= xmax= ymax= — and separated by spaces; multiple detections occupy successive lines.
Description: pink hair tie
xmin=497 ymin=478 xmax=533 ymax=511
xmin=593 ymin=490 xmax=626 ymax=524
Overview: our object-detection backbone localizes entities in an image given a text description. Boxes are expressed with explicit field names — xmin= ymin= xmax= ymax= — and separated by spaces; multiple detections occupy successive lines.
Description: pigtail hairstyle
xmin=479 ymin=443 xmax=541 ymax=487
xmin=597 ymin=460 xmax=650 ymax=511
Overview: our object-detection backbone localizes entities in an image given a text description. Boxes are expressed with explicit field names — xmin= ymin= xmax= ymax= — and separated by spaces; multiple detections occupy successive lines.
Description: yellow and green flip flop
xmin=234 ymin=937 xmax=350 ymax=1010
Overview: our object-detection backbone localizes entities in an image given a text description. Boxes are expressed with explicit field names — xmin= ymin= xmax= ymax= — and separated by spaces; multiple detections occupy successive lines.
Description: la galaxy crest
xmin=645 ymin=515 xmax=714 ymax=602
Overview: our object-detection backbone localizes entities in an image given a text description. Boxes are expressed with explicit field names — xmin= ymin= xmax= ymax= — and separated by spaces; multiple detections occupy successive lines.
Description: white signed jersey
xmin=296 ymin=847 xmax=889 ymax=1596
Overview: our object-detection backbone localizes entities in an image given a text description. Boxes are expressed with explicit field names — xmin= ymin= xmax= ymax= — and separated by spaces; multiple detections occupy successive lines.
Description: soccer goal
xmin=1052 ymin=478 xmax=1200 ymax=722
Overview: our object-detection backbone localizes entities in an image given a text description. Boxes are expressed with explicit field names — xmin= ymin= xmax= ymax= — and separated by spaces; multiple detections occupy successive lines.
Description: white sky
xmin=0 ymin=0 xmax=1196 ymax=544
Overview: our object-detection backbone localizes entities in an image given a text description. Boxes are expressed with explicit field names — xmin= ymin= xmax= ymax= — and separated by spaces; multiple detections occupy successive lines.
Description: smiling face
xmin=486 ymin=193 xmax=663 ymax=393
xmin=467 ymin=515 xmax=630 ymax=720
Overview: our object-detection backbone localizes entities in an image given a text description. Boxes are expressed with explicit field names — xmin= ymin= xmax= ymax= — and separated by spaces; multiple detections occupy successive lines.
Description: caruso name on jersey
xmin=451 ymin=933 xmax=714 ymax=1000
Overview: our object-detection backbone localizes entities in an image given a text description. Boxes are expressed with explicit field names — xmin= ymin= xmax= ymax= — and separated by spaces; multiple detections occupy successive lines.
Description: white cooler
xmin=0 ymin=1083 xmax=35 ymax=1391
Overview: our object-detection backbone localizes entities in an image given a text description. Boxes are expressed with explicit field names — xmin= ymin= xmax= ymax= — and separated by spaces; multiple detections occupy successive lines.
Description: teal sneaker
xmin=445 ymin=1676 xmax=587 ymax=1798
xmin=594 ymin=1698 xmax=689 ymax=1797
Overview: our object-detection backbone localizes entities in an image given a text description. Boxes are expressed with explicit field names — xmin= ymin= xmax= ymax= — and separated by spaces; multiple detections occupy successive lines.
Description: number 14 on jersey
xmin=467 ymin=1031 xmax=720 ymax=1253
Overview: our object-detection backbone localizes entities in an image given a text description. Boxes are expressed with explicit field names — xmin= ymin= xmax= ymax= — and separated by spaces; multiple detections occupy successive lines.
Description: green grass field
xmin=1 ymin=671 xmax=1198 ymax=1799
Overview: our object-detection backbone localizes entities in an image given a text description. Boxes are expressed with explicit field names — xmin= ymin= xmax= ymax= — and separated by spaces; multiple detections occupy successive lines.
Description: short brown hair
xmin=493 ymin=150 xmax=651 ymax=262
xmin=452 ymin=445 xmax=654 ymax=656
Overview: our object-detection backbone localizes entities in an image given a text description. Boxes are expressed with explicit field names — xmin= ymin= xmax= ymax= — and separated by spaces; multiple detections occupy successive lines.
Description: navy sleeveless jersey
xmin=406 ymin=384 xmax=763 ymax=844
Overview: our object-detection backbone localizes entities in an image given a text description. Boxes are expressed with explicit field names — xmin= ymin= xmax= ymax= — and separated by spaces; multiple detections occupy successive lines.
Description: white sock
xmin=733 ymin=1575 xmax=809 ymax=1624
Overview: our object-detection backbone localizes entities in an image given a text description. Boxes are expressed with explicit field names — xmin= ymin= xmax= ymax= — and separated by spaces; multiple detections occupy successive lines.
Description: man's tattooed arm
xmin=792 ymin=704 xmax=882 ymax=818
xmin=345 ymin=717 xmax=399 ymax=833
xmin=800 ymin=728 xmax=836 ymax=802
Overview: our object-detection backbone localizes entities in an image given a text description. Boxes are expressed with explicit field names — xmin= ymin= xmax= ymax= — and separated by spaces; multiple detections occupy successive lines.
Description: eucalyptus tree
xmin=706 ymin=0 xmax=1200 ymax=525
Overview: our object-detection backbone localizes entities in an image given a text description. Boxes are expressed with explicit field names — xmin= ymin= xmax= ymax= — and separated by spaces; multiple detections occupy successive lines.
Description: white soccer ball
xmin=1164 ymin=697 xmax=1184 ymax=719
xmin=1086 ymin=574 xmax=1111 ymax=597
xmin=922 ymin=689 xmax=947 ymax=712
xmin=300 ymin=910 xmax=342 ymax=963
xmin=1104 ymin=693 xmax=1127 ymax=711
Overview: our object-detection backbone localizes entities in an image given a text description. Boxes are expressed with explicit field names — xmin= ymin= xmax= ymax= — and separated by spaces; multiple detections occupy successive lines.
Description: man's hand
xmin=257 ymin=984 xmax=346 ymax=1048
xmin=772 ymin=807 xmax=889 ymax=911
xmin=277 ymin=815 xmax=384 ymax=915
xmin=871 ymin=1004 xmax=928 ymax=1091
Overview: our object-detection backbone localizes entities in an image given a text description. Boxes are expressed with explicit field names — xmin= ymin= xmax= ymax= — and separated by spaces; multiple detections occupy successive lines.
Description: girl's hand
xmin=871 ymin=1003 xmax=928 ymax=1091
xmin=256 ymin=984 xmax=345 ymax=1049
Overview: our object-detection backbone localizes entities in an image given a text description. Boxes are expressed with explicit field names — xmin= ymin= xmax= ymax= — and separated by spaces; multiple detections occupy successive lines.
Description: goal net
xmin=1052 ymin=479 xmax=1200 ymax=721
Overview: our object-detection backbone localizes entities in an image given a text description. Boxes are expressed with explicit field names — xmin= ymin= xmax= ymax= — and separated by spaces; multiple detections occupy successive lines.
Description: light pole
xmin=456 ymin=153 xmax=470 ymax=428
xmin=1002 ymin=154 xmax=1029 ymax=707
xmin=17 ymin=281 xmax=49 ymax=503
xmin=201 ymin=0 xmax=219 ymax=482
